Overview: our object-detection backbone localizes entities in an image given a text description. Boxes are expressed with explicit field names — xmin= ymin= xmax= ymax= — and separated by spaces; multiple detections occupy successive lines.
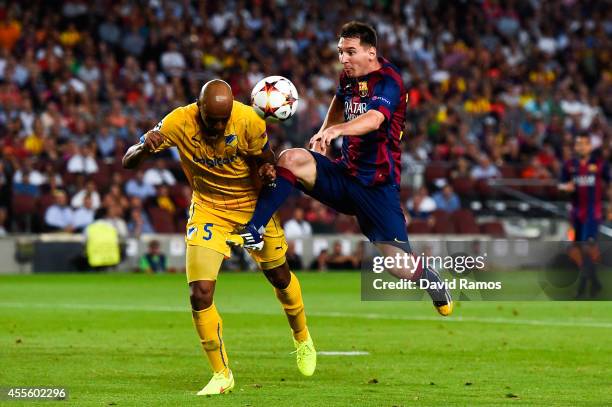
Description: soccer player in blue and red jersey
xmin=229 ymin=21 xmax=452 ymax=315
xmin=560 ymin=134 xmax=610 ymax=298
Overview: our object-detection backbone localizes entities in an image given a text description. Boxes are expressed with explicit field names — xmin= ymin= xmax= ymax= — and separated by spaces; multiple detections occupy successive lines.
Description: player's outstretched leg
xmin=228 ymin=150 xmax=315 ymax=250
xmin=263 ymin=261 xmax=316 ymax=376
xmin=187 ymin=247 xmax=234 ymax=395
xmin=376 ymin=242 xmax=453 ymax=316
xmin=421 ymin=266 xmax=454 ymax=316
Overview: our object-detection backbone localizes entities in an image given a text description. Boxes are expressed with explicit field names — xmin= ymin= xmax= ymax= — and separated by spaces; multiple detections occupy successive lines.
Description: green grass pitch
xmin=1 ymin=272 xmax=612 ymax=406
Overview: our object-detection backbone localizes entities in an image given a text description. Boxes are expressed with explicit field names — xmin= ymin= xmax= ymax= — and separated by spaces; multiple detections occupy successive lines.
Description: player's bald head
xmin=197 ymin=79 xmax=233 ymax=139
xmin=198 ymin=79 xmax=233 ymax=118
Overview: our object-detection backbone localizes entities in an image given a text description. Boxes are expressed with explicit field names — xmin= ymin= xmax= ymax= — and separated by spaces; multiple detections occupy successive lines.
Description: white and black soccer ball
xmin=251 ymin=75 xmax=299 ymax=122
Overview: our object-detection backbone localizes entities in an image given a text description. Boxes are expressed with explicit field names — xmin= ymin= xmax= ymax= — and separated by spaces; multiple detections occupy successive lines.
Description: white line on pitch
xmin=318 ymin=351 xmax=370 ymax=356
xmin=1 ymin=302 xmax=612 ymax=329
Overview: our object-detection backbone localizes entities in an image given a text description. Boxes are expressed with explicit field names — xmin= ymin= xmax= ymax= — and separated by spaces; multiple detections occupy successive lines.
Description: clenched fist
xmin=258 ymin=162 xmax=277 ymax=186
xmin=142 ymin=130 xmax=164 ymax=153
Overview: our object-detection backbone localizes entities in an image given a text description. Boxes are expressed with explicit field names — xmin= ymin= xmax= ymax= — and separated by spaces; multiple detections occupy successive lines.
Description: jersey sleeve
xmin=366 ymin=75 xmax=401 ymax=121
xmin=139 ymin=107 xmax=184 ymax=153
xmin=244 ymin=109 xmax=268 ymax=155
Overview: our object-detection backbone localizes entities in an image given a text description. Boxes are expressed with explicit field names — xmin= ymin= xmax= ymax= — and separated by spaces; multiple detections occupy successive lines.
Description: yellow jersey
xmin=150 ymin=101 xmax=268 ymax=211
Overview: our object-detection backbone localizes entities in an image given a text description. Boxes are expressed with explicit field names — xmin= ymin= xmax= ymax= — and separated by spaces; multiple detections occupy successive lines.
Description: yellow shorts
xmin=184 ymin=201 xmax=288 ymax=265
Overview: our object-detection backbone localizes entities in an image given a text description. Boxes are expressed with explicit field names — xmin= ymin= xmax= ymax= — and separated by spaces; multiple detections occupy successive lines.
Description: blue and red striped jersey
xmin=561 ymin=156 xmax=610 ymax=222
xmin=334 ymin=57 xmax=406 ymax=187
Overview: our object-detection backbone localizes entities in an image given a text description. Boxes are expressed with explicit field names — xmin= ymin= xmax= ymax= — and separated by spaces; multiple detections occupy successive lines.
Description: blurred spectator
xmin=96 ymin=125 xmax=117 ymax=159
xmin=103 ymin=184 xmax=130 ymax=213
xmin=104 ymin=203 xmax=128 ymax=239
xmin=521 ymin=155 xmax=552 ymax=180
xmin=284 ymin=207 xmax=312 ymax=240
xmin=156 ymin=184 xmax=176 ymax=215
xmin=285 ymin=241 xmax=303 ymax=271
xmin=67 ymin=144 xmax=99 ymax=174
xmin=125 ymin=169 xmax=156 ymax=200
xmin=127 ymin=196 xmax=154 ymax=237
xmin=72 ymin=194 xmax=95 ymax=232
xmin=0 ymin=207 xmax=7 ymax=237
xmin=310 ymin=248 xmax=328 ymax=271
xmin=84 ymin=208 xmax=121 ymax=270
xmin=433 ymin=183 xmax=461 ymax=213
xmin=128 ymin=207 xmax=154 ymax=237
xmin=407 ymin=186 xmax=436 ymax=219
xmin=325 ymin=241 xmax=360 ymax=270
xmin=305 ymin=201 xmax=335 ymax=234
xmin=44 ymin=190 xmax=74 ymax=232
xmin=139 ymin=240 xmax=167 ymax=274
xmin=160 ymin=41 xmax=186 ymax=77
xmin=450 ymin=157 xmax=472 ymax=179
xmin=13 ymin=172 xmax=40 ymax=198
xmin=13 ymin=159 xmax=45 ymax=186
xmin=77 ymin=56 xmax=101 ymax=83
xmin=470 ymin=155 xmax=501 ymax=180
xmin=0 ymin=12 xmax=21 ymax=51
xmin=143 ymin=160 xmax=176 ymax=186
xmin=71 ymin=180 xmax=101 ymax=209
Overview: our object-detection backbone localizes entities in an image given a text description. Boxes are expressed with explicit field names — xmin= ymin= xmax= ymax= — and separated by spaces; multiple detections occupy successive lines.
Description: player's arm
xmin=244 ymin=112 xmax=277 ymax=184
xmin=122 ymin=108 xmax=182 ymax=169
xmin=558 ymin=182 xmax=575 ymax=193
xmin=309 ymin=96 xmax=344 ymax=154
xmin=318 ymin=95 xmax=344 ymax=132
xmin=558 ymin=162 xmax=575 ymax=193
xmin=253 ymin=144 xmax=277 ymax=185
xmin=122 ymin=130 xmax=165 ymax=169
xmin=316 ymin=109 xmax=385 ymax=150
xmin=314 ymin=76 xmax=399 ymax=150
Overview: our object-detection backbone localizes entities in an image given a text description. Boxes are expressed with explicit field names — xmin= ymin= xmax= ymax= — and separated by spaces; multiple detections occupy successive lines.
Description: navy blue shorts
xmin=298 ymin=151 xmax=408 ymax=243
xmin=573 ymin=219 xmax=599 ymax=242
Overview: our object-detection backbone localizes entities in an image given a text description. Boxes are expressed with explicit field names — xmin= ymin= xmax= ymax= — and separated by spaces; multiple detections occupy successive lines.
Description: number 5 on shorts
xmin=203 ymin=223 xmax=213 ymax=240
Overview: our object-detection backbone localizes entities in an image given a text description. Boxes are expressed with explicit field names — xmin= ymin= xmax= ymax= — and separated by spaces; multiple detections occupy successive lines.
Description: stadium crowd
xmin=0 ymin=0 xmax=610 ymax=236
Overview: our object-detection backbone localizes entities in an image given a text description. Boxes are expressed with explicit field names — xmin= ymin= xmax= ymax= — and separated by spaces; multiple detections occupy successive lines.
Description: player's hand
xmin=142 ymin=130 xmax=164 ymax=153
xmin=559 ymin=182 xmax=575 ymax=193
xmin=309 ymin=132 xmax=326 ymax=154
xmin=320 ymin=127 xmax=341 ymax=149
xmin=258 ymin=163 xmax=276 ymax=185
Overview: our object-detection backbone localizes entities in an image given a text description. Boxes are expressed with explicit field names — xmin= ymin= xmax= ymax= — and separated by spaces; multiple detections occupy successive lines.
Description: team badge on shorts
xmin=187 ymin=225 xmax=198 ymax=240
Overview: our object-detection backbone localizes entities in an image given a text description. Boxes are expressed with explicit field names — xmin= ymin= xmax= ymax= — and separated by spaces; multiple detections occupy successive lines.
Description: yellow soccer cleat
xmin=434 ymin=300 xmax=454 ymax=316
xmin=196 ymin=370 xmax=235 ymax=396
xmin=293 ymin=333 xmax=316 ymax=376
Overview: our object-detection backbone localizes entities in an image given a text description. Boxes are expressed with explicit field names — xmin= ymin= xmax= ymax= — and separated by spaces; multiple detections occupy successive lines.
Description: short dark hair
xmin=339 ymin=21 xmax=377 ymax=48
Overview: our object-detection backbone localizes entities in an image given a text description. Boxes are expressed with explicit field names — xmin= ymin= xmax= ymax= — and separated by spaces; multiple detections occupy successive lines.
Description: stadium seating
xmin=479 ymin=221 xmax=505 ymax=237
xmin=407 ymin=219 xmax=431 ymax=234
xmin=147 ymin=207 xmax=176 ymax=234
xmin=452 ymin=209 xmax=480 ymax=234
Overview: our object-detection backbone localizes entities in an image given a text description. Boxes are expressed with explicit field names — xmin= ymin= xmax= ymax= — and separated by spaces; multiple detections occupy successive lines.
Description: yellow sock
xmin=192 ymin=303 xmax=229 ymax=376
xmin=275 ymin=272 xmax=308 ymax=342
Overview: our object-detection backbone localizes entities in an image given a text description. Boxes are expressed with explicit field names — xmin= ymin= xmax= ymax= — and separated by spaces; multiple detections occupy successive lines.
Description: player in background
xmin=228 ymin=21 xmax=453 ymax=315
xmin=122 ymin=80 xmax=316 ymax=395
xmin=559 ymin=134 xmax=610 ymax=298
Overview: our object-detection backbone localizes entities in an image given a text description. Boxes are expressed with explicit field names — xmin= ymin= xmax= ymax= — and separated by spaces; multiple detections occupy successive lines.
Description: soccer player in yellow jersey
xmin=122 ymin=79 xmax=316 ymax=395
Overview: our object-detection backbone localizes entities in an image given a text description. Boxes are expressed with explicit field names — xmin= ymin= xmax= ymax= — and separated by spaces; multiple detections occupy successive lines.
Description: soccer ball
xmin=251 ymin=76 xmax=299 ymax=122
